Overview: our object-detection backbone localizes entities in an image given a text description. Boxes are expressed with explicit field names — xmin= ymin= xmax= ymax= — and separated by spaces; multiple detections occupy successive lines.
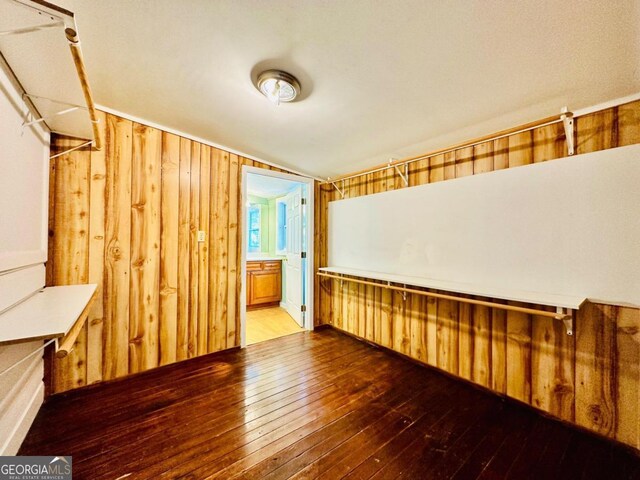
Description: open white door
xmin=285 ymin=185 xmax=304 ymax=326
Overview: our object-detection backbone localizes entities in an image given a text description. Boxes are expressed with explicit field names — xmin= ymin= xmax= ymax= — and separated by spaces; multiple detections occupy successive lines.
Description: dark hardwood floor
xmin=20 ymin=328 xmax=640 ymax=479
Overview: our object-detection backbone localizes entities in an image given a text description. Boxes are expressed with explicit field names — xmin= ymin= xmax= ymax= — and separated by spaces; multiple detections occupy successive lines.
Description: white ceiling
xmin=57 ymin=0 xmax=640 ymax=178
xmin=247 ymin=172 xmax=301 ymax=199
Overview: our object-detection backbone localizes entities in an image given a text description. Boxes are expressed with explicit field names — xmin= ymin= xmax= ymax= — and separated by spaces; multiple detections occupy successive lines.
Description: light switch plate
xmin=197 ymin=230 xmax=206 ymax=242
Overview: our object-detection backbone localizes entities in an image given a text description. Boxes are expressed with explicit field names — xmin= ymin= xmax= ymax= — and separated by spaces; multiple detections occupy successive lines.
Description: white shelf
xmin=318 ymin=266 xmax=586 ymax=310
xmin=0 ymin=284 xmax=97 ymax=345
xmin=0 ymin=0 xmax=95 ymax=141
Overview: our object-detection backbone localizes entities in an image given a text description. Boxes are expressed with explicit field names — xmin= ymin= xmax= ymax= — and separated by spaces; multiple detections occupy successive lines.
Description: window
xmin=276 ymin=199 xmax=287 ymax=254
xmin=248 ymin=204 xmax=261 ymax=253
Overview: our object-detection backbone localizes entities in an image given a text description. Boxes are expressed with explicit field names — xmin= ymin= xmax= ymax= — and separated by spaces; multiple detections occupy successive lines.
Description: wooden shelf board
xmin=318 ymin=266 xmax=586 ymax=310
xmin=0 ymin=284 xmax=97 ymax=345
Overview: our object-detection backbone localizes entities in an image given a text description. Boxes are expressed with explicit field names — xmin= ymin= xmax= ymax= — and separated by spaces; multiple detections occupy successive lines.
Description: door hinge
xmin=301 ymin=198 xmax=307 ymax=205
xmin=301 ymin=305 xmax=307 ymax=312
xmin=301 ymin=252 xmax=307 ymax=259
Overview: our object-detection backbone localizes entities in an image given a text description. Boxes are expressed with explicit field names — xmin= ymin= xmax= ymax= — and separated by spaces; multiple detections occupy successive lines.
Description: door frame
xmin=240 ymin=166 xmax=315 ymax=347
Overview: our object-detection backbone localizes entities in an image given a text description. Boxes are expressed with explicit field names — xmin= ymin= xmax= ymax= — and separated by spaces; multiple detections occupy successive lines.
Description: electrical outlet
xmin=197 ymin=230 xmax=206 ymax=242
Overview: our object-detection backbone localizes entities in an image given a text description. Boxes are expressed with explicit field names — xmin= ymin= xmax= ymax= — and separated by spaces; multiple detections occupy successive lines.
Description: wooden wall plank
xmin=532 ymin=312 xmax=574 ymax=421
xmin=392 ymin=291 xmax=409 ymax=355
xmin=51 ymin=136 xmax=90 ymax=391
xmin=176 ymin=137 xmax=191 ymax=361
xmin=490 ymin=309 xmax=507 ymax=394
xmin=226 ymin=154 xmax=240 ymax=349
xmin=129 ymin=123 xmax=161 ymax=373
xmin=471 ymin=304 xmax=491 ymax=388
xmin=197 ymin=145 xmax=211 ymax=355
xmin=473 ymin=141 xmax=493 ymax=174
xmin=425 ymin=297 xmax=438 ymax=367
xmin=210 ymin=149 xmax=229 ymax=352
xmin=429 ymin=153 xmax=444 ymax=183
xmin=617 ymin=101 xmax=640 ymax=146
xmin=436 ymin=297 xmax=458 ymax=375
xmin=575 ymin=302 xmax=616 ymax=437
xmin=493 ymin=137 xmax=509 ymax=170
xmin=532 ymin=123 xmax=565 ymax=162
xmin=103 ymin=114 xmax=132 ymax=380
xmin=458 ymin=301 xmax=473 ymax=381
xmin=86 ymin=110 xmax=106 ymax=385
xmin=576 ymin=109 xmax=616 ymax=154
xmin=159 ymin=132 xmax=180 ymax=366
xmin=188 ymin=142 xmax=200 ymax=358
xmin=409 ymin=294 xmax=427 ymax=363
xmin=616 ymin=306 xmax=640 ymax=447
xmin=455 ymin=146 xmax=474 ymax=178
xmin=506 ymin=308 xmax=532 ymax=403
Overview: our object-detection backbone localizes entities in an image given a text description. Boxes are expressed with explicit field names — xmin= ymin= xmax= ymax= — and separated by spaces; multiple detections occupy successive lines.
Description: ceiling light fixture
xmin=256 ymin=70 xmax=301 ymax=106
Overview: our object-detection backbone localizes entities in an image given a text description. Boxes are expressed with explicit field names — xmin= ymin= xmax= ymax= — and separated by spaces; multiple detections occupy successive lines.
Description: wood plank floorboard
xmin=19 ymin=328 xmax=640 ymax=479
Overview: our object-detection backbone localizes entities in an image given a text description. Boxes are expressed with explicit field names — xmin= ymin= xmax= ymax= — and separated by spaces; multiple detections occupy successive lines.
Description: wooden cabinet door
xmin=248 ymin=270 xmax=282 ymax=306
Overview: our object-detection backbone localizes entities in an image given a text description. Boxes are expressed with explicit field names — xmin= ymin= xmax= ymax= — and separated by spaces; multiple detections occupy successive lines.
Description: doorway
xmin=240 ymin=166 xmax=314 ymax=346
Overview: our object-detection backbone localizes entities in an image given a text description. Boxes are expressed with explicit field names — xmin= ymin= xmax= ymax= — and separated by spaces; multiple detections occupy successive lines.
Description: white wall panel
xmin=329 ymin=144 xmax=640 ymax=307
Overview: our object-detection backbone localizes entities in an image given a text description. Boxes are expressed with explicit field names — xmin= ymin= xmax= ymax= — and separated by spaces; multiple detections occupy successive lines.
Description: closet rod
xmin=56 ymin=289 xmax=95 ymax=358
xmin=65 ymin=27 xmax=102 ymax=150
xmin=316 ymin=271 xmax=572 ymax=321
xmin=321 ymin=114 xmax=566 ymax=185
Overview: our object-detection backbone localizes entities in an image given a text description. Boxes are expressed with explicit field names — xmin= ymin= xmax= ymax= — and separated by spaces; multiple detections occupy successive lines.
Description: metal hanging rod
xmin=323 ymin=110 xmax=574 ymax=186
xmin=317 ymin=271 xmax=574 ymax=335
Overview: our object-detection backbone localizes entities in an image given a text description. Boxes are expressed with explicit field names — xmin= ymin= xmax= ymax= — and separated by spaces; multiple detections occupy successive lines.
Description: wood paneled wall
xmin=314 ymin=100 xmax=640 ymax=450
xmin=47 ymin=111 xmax=295 ymax=394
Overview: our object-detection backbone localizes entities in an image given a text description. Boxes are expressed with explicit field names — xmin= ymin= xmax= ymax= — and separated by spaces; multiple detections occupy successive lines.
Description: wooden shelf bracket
xmin=561 ymin=107 xmax=574 ymax=156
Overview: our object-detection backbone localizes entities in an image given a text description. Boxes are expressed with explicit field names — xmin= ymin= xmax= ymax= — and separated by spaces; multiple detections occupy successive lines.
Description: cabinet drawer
xmin=262 ymin=260 xmax=281 ymax=270
xmin=246 ymin=260 xmax=281 ymax=271
xmin=246 ymin=261 xmax=263 ymax=271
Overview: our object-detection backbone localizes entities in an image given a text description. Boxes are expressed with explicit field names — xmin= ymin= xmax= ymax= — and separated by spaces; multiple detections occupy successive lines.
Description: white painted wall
xmin=329 ymin=144 xmax=640 ymax=308
xmin=0 ymin=64 xmax=50 ymax=455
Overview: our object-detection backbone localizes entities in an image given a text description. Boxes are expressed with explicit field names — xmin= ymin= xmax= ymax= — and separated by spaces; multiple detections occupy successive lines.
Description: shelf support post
xmin=561 ymin=107 xmax=574 ymax=156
